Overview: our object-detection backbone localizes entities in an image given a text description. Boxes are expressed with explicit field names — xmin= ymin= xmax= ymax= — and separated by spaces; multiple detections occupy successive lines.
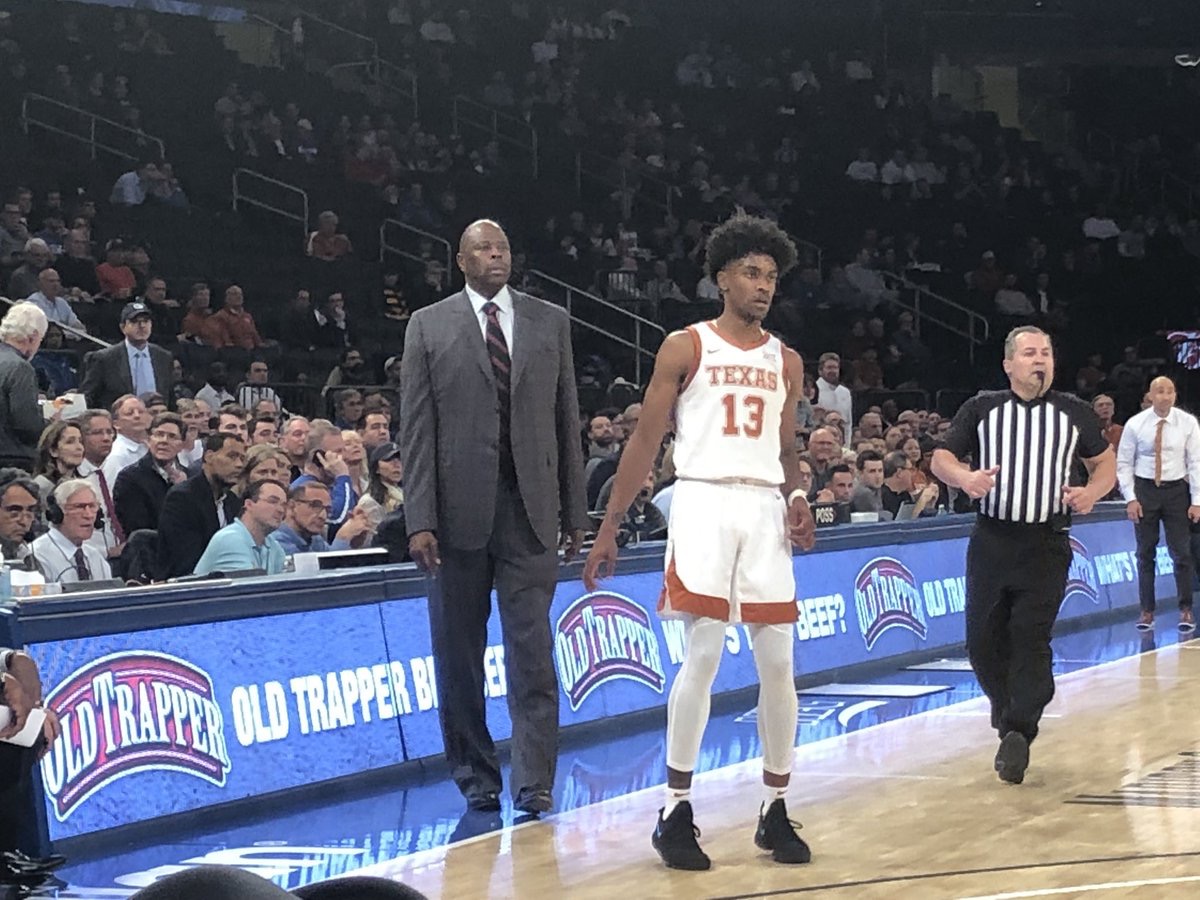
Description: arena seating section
xmin=2 ymin=0 xmax=1197 ymax=419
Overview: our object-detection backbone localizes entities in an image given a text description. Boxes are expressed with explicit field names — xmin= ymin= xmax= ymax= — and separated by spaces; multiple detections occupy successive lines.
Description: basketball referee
xmin=931 ymin=326 xmax=1115 ymax=785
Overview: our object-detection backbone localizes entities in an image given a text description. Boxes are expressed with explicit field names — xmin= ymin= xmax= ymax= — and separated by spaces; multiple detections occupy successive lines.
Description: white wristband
xmin=786 ymin=489 xmax=808 ymax=506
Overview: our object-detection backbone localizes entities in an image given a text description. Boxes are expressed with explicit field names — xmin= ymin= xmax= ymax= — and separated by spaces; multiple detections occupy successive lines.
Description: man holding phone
xmin=290 ymin=419 xmax=356 ymax=536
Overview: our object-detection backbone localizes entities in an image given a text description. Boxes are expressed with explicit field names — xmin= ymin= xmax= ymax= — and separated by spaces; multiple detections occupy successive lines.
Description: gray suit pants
xmin=427 ymin=479 xmax=560 ymax=803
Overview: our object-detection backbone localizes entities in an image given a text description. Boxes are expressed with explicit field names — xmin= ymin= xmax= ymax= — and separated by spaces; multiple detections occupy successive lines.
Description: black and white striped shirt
xmin=942 ymin=390 xmax=1108 ymax=524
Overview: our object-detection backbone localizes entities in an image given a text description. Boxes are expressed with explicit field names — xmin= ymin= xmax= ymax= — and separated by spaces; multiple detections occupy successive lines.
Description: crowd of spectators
xmin=1 ymin=1 xmax=1194 ymax=582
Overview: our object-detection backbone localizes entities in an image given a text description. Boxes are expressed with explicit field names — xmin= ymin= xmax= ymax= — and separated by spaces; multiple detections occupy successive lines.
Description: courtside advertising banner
xmin=26 ymin=517 xmax=1157 ymax=840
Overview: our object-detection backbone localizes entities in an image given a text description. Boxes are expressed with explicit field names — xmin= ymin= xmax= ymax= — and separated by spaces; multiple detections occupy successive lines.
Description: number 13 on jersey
xmin=721 ymin=393 xmax=766 ymax=438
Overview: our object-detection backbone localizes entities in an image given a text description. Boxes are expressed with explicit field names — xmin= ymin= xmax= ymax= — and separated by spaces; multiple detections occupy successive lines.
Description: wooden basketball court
xmin=356 ymin=641 xmax=1200 ymax=899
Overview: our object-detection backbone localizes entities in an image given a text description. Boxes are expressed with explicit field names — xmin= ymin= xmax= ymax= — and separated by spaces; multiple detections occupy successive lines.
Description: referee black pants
xmin=1133 ymin=478 xmax=1193 ymax=613
xmin=965 ymin=517 xmax=1072 ymax=744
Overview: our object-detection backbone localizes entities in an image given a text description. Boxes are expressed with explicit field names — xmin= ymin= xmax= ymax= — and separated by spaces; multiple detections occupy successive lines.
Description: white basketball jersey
xmin=672 ymin=322 xmax=788 ymax=485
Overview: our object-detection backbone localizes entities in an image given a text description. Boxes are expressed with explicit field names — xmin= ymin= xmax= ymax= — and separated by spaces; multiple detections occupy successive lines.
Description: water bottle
xmin=0 ymin=564 xmax=12 ymax=602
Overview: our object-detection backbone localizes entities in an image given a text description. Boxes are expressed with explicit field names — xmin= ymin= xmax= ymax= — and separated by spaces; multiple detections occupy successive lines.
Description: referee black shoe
xmin=755 ymin=799 xmax=812 ymax=864
xmin=995 ymin=732 xmax=1030 ymax=784
xmin=652 ymin=802 xmax=711 ymax=870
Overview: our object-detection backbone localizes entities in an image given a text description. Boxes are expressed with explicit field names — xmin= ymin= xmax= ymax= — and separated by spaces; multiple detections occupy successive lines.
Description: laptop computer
xmin=893 ymin=502 xmax=918 ymax=521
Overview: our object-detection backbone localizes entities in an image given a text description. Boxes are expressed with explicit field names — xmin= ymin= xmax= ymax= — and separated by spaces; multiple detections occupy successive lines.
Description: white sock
xmin=762 ymin=782 xmax=788 ymax=810
xmin=663 ymin=786 xmax=691 ymax=817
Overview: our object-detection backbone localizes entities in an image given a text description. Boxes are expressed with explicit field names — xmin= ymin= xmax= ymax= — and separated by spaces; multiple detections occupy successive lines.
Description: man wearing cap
xmin=81 ymin=301 xmax=175 ymax=412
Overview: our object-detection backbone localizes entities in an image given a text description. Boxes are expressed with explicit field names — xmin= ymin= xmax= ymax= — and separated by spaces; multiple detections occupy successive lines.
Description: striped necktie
xmin=482 ymin=302 xmax=514 ymax=479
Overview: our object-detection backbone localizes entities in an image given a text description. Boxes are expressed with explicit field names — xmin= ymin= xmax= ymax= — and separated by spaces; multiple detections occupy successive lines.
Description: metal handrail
xmin=528 ymin=269 xmax=666 ymax=384
xmin=573 ymin=148 xmax=676 ymax=218
xmin=246 ymin=12 xmax=291 ymax=37
xmin=452 ymin=95 xmax=538 ymax=178
xmin=376 ymin=58 xmax=419 ymax=119
xmin=21 ymin=93 xmax=165 ymax=163
xmin=880 ymin=272 xmax=990 ymax=366
xmin=231 ymin=168 xmax=310 ymax=235
xmin=0 ymin=295 xmax=112 ymax=348
xmin=298 ymin=10 xmax=378 ymax=58
xmin=379 ymin=219 xmax=454 ymax=281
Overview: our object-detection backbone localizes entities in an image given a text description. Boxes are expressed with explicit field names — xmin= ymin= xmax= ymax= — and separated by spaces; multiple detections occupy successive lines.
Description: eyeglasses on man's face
xmin=1 ymin=504 xmax=38 ymax=518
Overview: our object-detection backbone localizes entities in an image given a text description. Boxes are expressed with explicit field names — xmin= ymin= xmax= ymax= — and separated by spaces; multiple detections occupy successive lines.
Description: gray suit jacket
xmin=80 ymin=340 xmax=175 ymax=412
xmin=399 ymin=289 xmax=587 ymax=551
xmin=0 ymin=342 xmax=43 ymax=464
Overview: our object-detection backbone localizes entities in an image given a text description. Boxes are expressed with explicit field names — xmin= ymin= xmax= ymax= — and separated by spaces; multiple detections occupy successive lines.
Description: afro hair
xmin=704 ymin=212 xmax=799 ymax=280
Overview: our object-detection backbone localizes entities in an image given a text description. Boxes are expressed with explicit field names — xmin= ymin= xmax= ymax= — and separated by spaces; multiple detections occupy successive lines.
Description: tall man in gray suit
xmin=400 ymin=219 xmax=588 ymax=816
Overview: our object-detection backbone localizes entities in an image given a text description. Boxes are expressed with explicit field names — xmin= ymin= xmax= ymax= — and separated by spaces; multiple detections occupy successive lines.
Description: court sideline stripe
xmin=351 ymin=640 xmax=1188 ymax=879
xmin=958 ymin=874 xmax=1200 ymax=900
xmin=705 ymin=849 xmax=1200 ymax=899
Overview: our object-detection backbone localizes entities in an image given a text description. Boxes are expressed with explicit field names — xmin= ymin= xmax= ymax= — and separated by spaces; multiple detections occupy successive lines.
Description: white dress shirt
xmin=465 ymin=284 xmax=515 ymax=353
xmin=32 ymin=526 xmax=112 ymax=585
xmin=101 ymin=433 xmax=148 ymax=486
xmin=1116 ymin=406 xmax=1200 ymax=503
xmin=195 ymin=383 xmax=235 ymax=411
xmin=815 ymin=377 xmax=853 ymax=429
xmin=77 ymin=458 xmax=122 ymax=557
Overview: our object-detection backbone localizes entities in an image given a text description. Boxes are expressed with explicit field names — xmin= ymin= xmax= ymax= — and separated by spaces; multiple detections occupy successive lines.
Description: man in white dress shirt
xmin=31 ymin=480 xmax=111 ymax=585
xmin=1116 ymin=376 xmax=1200 ymax=631
xmin=74 ymin=409 xmax=124 ymax=564
xmin=815 ymin=352 xmax=853 ymax=426
xmin=101 ymin=394 xmax=150 ymax=485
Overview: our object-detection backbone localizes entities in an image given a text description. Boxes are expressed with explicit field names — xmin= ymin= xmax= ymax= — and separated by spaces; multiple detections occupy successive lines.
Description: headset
xmin=44 ymin=486 xmax=105 ymax=530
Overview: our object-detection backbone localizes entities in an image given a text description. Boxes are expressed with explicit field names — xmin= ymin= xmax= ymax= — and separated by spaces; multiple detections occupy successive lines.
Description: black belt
xmin=975 ymin=513 xmax=1070 ymax=533
xmin=1135 ymin=477 xmax=1186 ymax=488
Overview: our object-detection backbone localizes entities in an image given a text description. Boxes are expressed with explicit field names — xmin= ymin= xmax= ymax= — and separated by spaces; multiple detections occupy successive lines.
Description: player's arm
xmin=779 ymin=348 xmax=816 ymax=550
xmin=597 ymin=332 xmax=694 ymax=538
xmin=778 ymin=348 xmax=806 ymax=497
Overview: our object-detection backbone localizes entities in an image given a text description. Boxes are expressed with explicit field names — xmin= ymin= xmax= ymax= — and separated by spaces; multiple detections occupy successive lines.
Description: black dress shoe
xmin=451 ymin=809 xmax=503 ymax=842
xmin=995 ymin=731 xmax=1030 ymax=784
xmin=466 ymin=790 xmax=501 ymax=812
xmin=514 ymin=789 xmax=553 ymax=815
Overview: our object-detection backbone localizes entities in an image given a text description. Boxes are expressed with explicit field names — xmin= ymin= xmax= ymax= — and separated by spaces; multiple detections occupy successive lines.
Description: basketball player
xmin=583 ymin=213 xmax=817 ymax=871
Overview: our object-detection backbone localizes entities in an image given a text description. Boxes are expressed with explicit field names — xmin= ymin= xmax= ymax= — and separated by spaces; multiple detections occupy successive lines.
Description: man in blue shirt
xmin=290 ymin=420 xmax=356 ymax=537
xmin=273 ymin=480 xmax=371 ymax=555
xmin=193 ymin=478 xmax=288 ymax=576
xmin=25 ymin=268 xmax=86 ymax=335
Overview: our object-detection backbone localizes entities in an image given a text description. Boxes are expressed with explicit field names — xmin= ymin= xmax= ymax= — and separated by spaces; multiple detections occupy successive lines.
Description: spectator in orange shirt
xmin=178 ymin=283 xmax=223 ymax=346
xmin=211 ymin=284 xmax=264 ymax=350
xmin=95 ymin=239 xmax=136 ymax=299
xmin=305 ymin=211 xmax=353 ymax=262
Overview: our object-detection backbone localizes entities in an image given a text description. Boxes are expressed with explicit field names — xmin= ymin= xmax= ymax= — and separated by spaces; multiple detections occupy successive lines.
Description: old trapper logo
xmin=555 ymin=593 xmax=666 ymax=711
xmin=854 ymin=557 xmax=927 ymax=650
xmin=1064 ymin=536 xmax=1101 ymax=605
xmin=41 ymin=651 xmax=232 ymax=821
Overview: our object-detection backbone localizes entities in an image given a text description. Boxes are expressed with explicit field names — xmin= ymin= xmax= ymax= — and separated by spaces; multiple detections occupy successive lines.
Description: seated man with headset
xmin=31 ymin=479 xmax=112 ymax=585
xmin=0 ymin=469 xmax=41 ymax=572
